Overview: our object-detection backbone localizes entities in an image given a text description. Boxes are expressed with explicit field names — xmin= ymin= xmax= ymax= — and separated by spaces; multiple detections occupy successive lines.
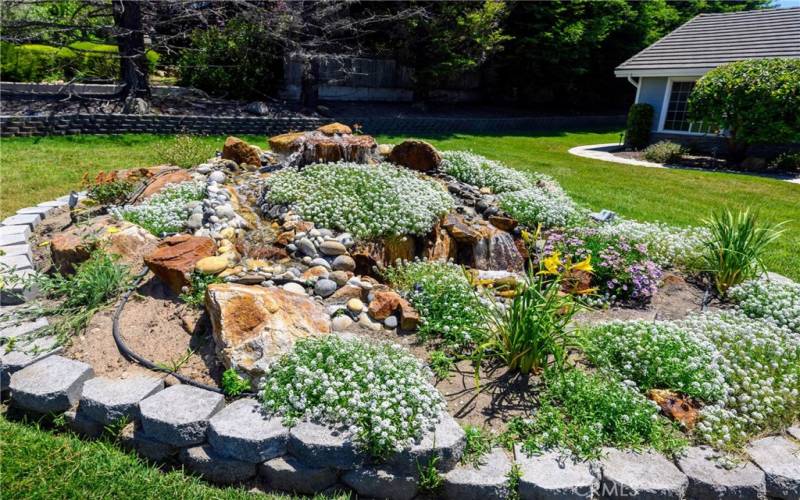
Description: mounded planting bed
xmin=1 ymin=125 xmax=799 ymax=499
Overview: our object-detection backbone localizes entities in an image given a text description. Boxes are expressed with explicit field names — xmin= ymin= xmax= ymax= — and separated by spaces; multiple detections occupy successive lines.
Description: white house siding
xmin=635 ymin=77 xmax=668 ymax=132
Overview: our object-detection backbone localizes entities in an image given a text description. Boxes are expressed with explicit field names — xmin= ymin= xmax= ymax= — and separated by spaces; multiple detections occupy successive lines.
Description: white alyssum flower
xmin=261 ymin=336 xmax=445 ymax=458
xmin=729 ymin=278 xmax=800 ymax=333
xmin=592 ymin=219 xmax=709 ymax=268
xmin=264 ymin=162 xmax=453 ymax=239
xmin=112 ymin=181 xmax=206 ymax=236
xmin=440 ymin=150 xmax=534 ymax=193
xmin=498 ymin=187 xmax=578 ymax=228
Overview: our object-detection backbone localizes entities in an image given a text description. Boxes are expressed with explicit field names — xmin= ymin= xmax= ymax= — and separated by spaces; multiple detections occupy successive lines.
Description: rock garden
xmin=1 ymin=124 xmax=799 ymax=499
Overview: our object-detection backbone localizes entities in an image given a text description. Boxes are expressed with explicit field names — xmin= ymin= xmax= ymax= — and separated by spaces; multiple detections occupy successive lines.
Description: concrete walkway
xmin=569 ymin=143 xmax=800 ymax=185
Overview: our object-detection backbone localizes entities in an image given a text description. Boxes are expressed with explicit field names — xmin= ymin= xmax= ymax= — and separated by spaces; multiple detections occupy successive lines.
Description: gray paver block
xmin=676 ymin=446 xmax=765 ymax=500
xmin=9 ymin=355 xmax=93 ymax=413
xmin=0 ymin=254 xmax=32 ymax=271
xmin=119 ymin=423 xmax=178 ymax=462
xmin=0 ymin=343 xmax=62 ymax=390
xmin=747 ymin=436 xmax=800 ymax=499
xmin=788 ymin=426 xmax=800 ymax=441
xmin=287 ymin=421 xmax=364 ymax=470
xmin=0 ymin=224 xmax=31 ymax=238
xmin=64 ymin=408 xmax=105 ymax=438
xmin=0 ymin=268 xmax=39 ymax=305
xmin=2 ymin=213 xmax=42 ymax=229
xmin=0 ymin=244 xmax=32 ymax=260
xmin=442 ymin=448 xmax=512 ymax=500
xmin=515 ymin=447 xmax=599 ymax=500
xmin=17 ymin=206 xmax=56 ymax=217
xmin=207 ymin=398 xmax=288 ymax=463
xmin=343 ymin=466 xmax=418 ymax=500
xmin=387 ymin=411 xmax=466 ymax=474
xmin=78 ymin=376 xmax=164 ymax=425
xmin=139 ymin=384 xmax=225 ymax=447
xmin=259 ymin=455 xmax=338 ymax=495
xmin=0 ymin=233 xmax=28 ymax=248
xmin=179 ymin=444 xmax=256 ymax=484
xmin=0 ymin=316 xmax=48 ymax=340
xmin=38 ymin=200 xmax=69 ymax=208
xmin=600 ymin=448 xmax=688 ymax=500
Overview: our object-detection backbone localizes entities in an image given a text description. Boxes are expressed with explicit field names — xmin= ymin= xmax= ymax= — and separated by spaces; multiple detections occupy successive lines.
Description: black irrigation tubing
xmin=111 ymin=268 xmax=257 ymax=398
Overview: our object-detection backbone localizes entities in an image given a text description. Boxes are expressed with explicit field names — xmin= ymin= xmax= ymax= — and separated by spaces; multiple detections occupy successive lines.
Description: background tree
xmin=688 ymin=58 xmax=800 ymax=161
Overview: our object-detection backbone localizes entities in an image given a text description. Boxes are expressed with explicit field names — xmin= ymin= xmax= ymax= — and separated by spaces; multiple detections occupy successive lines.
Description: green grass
xmin=1 ymin=130 xmax=797 ymax=280
xmin=0 ymin=414 xmax=340 ymax=499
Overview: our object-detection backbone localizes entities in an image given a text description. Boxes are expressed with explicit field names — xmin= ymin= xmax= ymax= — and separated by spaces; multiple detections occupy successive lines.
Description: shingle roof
xmin=615 ymin=8 xmax=800 ymax=76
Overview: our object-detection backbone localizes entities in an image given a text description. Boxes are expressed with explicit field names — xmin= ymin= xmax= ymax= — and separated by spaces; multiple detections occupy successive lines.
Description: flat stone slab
xmin=515 ymin=447 xmax=599 ymax=500
xmin=0 ymin=254 xmax=32 ymax=271
xmin=207 ymin=398 xmax=288 ymax=463
xmin=0 ymin=232 xmax=28 ymax=247
xmin=343 ymin=466 xmax=418 ymax=500
xmin=676 ymin=446 xmax=765 ymax=500
xmin=78 ymin=376 xmax=164 ymax=425
xmin=0 ymin=244 xmax=32 ymax=260
xmin=747 ymin=436 xmax=800 ymax=499
xmin=17 ymin=206 xmax=56 ymax=217
xmin=260 ymin=455 xmax=338 ymax=495
xmin=387 ymin=411 xmax=466 ymax=474
xmin=38 ymin=200 xmax=69 ymax=208
xmin=0 ymin=342 xmax=61 ymax=390
xmin=788 ymin=426 xmax=800 ymax=441
xmin=2 ymin=213 xmax=42 ymax=229
xmin=179 ymin=444 xmax=256 ymax=484
xmin=287 ymin=421 xmax=364 ymax=470
xmin=442 ymin=447 xmax=512 ymax=500
xmin=600 ymin=448 xmax=688 ymax=500
xmin=0 ymin=316 xmax=48 ymax=340
xmin=9 ymin=355 xmax=93 ymax=413
xmin=139 ymin=384 xmax=225 ymax=447
xmin=0 ymin=224 xmax=31 ymax=238
xmin=119 ymin=423 xmax=178 ymax=462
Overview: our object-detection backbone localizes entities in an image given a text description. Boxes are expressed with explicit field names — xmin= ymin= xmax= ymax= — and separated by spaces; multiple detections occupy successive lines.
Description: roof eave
xmin=614 ymin=67 xmax=714 ymax=78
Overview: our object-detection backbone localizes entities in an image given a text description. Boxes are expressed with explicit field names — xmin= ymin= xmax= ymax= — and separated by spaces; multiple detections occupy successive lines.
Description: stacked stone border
xmin=2 ymin=195 xmax=799 ymax=499
xmin=0 ymin=113 xmax=626 ymax=138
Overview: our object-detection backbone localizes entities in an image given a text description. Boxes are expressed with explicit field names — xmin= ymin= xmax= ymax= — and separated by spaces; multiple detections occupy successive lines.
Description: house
xmin=615 ymin=8 xmax=800 ymax=151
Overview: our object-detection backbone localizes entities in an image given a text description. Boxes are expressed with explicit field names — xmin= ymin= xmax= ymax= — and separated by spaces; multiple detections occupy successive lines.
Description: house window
xmin=662 ymin=80 xmax=711 ymax=134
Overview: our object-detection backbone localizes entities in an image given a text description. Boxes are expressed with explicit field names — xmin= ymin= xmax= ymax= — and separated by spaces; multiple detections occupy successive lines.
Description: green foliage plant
xmin=688 ymin=58 xmax=800 ymax=160
xmin=477 ymin=270 xmax=580 ymax=375
xmin=221 ymin=368 xmax=251 ymax=397
xmin=461 ymin=425 xmax=493 ymax=466
xmin=769 ymin=152 xmax=800 ymax=172
xmin=509 ymin=369 xmax=687 ymax=460
xmin=180 ymin=270 xmax=222 ymax=308
xmin=87 ymin=179 xmax=135 ymax=206
xmin=700 ymin=209 xmax=784 ymax=295
xmin=643 ymin=140 xmax=686 ymax=164
xmin=625 ymin=103 xmax=654 ymax=149
xmin=155 ymin=135 xmax=212 ymax=169
xmin=416 ymin=455 xmax=443 ymax=492
xmin=428 ymin=350 xmax=456 ymax=380
xmin=0 ymin=42 xmax=75 ymax=82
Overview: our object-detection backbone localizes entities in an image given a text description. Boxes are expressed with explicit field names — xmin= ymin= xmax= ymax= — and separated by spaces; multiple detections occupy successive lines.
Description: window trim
xmin=658 ymin=77 xmax=711 ymax=136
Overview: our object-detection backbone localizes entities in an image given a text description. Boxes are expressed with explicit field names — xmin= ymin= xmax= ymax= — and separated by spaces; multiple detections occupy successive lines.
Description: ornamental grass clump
xmin=264 ymin=162 xmax=453 ymax=239
xmin=113 ymin=181 xmax=206 ymax=236
xmin=440 ymin=150 xmax=533 ymax=193
xmin=700 ymin=209 xmax=784 ymax=295
xmin=261 ymin=336 xmax=445 ymax=458
xmin=728 ymin=278 xmax=800 ymax=332
xmin=384 ymin=260 xmax=487 ymax=351
xmin=498 ymin=187 xmax=579 ymax=229
xmin=508 ymin=369 xmax=686 ymax=460
xmin=581 ymin=321 xmax=725 ymax=402
xmin=682 ymin=311 xmax=800 ymax=451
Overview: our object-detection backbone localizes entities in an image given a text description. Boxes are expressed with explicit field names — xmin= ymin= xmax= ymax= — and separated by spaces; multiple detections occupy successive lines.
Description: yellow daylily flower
xmin=539 ymin=251 xmax=563 ymax=275
xmin=570 ymin=255 xmax=593 ymax=273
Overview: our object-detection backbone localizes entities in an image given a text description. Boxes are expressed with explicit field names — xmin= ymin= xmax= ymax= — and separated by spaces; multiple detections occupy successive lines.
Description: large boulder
xmin=205 ymin=284 xmax=331 ymax=378
xmin=222 ymin=136 xmax=262 ymax=167
xmin=351 ymin=236 xmax=416 ymax=276
xmin=388 ymin=139 xmax=441 ymax=172
xmin=144 ymin=234 xmax=216 ymax=294
xmin=139 ymin=169 xmax=193 ymax=199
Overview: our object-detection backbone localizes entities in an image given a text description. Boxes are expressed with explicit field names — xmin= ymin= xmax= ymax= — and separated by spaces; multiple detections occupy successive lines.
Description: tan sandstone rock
xmin=144 ymin=234 xmax=216 ymax=294
xmin=222 ymin=136 xmax=262 ymax=167
xmin=316 ymin=122 xmax=352 ymax=135
xmin=205 ymin=284 xmax=331 ymax=377
xmin=268 ymin=132 xmax=305 ymax=154
xmin=139 ymin=169 xmax=193 ymax=200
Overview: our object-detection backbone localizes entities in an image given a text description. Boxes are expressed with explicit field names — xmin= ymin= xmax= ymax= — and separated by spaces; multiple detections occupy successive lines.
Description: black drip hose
xmin=111 ymin=269 xmax=256 ymax=397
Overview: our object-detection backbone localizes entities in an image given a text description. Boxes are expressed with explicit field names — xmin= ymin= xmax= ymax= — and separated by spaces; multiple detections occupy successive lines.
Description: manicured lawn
xmin=1 ymin=130 xmax=797 ymax=280
xmin=0 ymin=414 xmax=341 ymax=499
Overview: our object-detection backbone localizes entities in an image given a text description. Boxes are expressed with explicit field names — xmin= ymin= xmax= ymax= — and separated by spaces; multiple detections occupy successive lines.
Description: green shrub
xmin=625 ymin=103 xmax=654 ymax=150
xmin=769 ymin=152 xmax=800 ymax=172
xmin=178 ymin=18 xmax=283 ymax=99
xmin=581 ymin=320 xmax=725 ymax=402
xmin=87 ymin=179 xmax=135 ymax=206
xmin=261 ymin=336 xmax=445 ymax=458
xmin=155 ymin=135 xmax=212 ymax=169
xmin=689 ymin=58 xmax=800 ymax=158
xmin=507 ymin=369 xmax=686 ymax=460
xmin=700 ymin=209 xmax=784 ymax=295
xmin=643 ymin=141 xmax=686 ymax=164
xmin=264 ymin=163 xmax=453 ymax=239
xmin=0 ymin=42 xmax=75 ymax=82
xmin=384 ymin=260 xmax=487 ymax=351
xmin=477 ymin=270 xmax=580 ymax=374
xmin=67 ymin=41 xmax=159 ymax=79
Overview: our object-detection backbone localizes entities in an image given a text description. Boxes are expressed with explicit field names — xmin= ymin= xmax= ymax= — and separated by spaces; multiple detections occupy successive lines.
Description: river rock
xmin=144 ymin=235 xmax=217 ymax=294
xmin=388 ymin=139 xmax=441 ymax=172
xmin=205 ymin=284 xmax=331 ymax=378
xmin=314 ymin=279 xmax=338 ymax=298
xmin=332 ymin=254 xmax=356 ymax=272
xmin=319 ymin=240 xmax=347 ymax=256
xmin=196 ymin=256 xmax=230 ymax=275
